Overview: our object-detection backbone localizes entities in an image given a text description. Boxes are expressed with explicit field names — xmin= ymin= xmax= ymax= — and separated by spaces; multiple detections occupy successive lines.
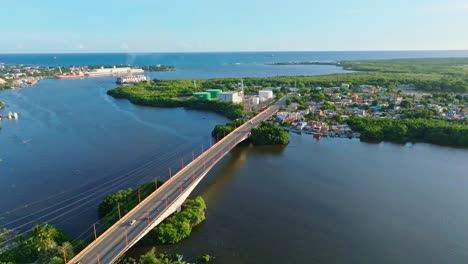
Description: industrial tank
xmin=206 ymin=89 xmax=222 ymax=99
xmin=193 ymin=92 xmax=211 ymax=101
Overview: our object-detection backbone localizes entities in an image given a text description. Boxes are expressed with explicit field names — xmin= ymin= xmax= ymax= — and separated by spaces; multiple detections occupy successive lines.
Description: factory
xmin=220 ymin=91 xmax=243 ymax=104
xmin=259 ymin=90 xmax=274 ymax=101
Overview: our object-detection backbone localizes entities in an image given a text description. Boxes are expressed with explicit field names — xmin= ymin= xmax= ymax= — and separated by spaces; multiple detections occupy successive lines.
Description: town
xmin=192 ymin=80 xmax=468 ymax=139
xmin=0 ymin=63 xmax=49 ymax=88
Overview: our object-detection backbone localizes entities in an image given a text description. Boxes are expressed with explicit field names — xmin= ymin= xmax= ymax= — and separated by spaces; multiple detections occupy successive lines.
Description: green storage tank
xmin=206 ymin=89 xmax=222 ymax=99
xmin=193 ymin=92 xmax=211 ymax=101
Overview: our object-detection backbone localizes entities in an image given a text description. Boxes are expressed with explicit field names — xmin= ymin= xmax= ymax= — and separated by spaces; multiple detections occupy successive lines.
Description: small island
xmin=0 ymin=101 xmax=4 ymax=109
xmin=250 ymin=122 xmax=290 ymax=145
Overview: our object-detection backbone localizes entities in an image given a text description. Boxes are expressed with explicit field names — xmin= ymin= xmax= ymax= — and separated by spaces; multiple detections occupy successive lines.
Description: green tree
xmin=400 ymin=100 xmax=413 ymax=108
xmin=250 ymin=122 xmax=289 ymax=145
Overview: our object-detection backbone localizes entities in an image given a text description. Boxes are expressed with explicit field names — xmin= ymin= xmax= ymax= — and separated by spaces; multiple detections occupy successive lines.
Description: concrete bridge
xmin=69 ymin=97 xmax=286 ymax=264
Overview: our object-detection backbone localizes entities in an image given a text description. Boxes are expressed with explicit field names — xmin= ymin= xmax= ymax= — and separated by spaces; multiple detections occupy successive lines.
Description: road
xmin=69 ymin=96 xmax=287 ymax=264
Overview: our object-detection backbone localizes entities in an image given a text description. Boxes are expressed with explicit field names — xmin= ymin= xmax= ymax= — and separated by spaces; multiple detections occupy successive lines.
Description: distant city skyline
xmin=2 ymin=0 xmax=468 ymax=53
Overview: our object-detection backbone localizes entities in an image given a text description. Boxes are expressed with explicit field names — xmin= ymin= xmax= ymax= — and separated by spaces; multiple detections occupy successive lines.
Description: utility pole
xmin=93 ymin=224 xmax=97 ymax=240
xmin=62 ymin=248 xmax=67 ymax=264
xmin=118 ymin=204 xmax=121 ymax=220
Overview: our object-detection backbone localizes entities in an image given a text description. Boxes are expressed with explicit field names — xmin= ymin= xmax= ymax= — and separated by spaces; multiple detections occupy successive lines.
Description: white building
xmin=251 ymin=96 xmax=260 ymax=105
xmin=0 ymin=78 xmax=6 ymax=84
xmin=259 ymin=90 xmax=274 ymax=100
xmin=220 ymin=91 xmax=243 ymax=104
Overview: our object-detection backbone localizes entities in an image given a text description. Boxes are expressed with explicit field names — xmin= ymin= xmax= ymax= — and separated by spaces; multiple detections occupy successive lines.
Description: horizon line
xmin=1 ymin=49 xmax=468 ymax=55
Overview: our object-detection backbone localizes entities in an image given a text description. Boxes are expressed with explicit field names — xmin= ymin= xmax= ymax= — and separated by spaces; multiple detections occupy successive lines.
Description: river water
xmin=155 ymin=136 xmax=468 ymax=263
xmin=0 ymin=52 xmax=468 ymax=263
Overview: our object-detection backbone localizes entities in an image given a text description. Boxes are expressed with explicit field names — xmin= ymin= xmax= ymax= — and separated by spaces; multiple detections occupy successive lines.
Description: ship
xmin=55 ymin=73 xmax=84 ymax=79
xmin=117 ymin=75 xmax=148 ymax=84
xmin=54 ymin=67 xmax=84 ymax=79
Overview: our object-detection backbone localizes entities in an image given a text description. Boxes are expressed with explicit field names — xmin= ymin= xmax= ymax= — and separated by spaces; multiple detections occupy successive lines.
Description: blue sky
xmin=2 ymin=0 xmax=468 ymax=53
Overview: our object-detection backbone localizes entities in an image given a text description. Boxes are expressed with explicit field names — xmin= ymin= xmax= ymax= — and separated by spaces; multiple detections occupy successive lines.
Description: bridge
xmin=69 ymin=97 xmax=286 ymax=264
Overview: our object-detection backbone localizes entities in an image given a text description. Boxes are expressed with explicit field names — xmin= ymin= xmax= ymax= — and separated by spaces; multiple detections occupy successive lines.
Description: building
xmin=85 ymin=66 xmax=144 ymax=77
xmin=0 ymin=78 xmax=6 ymax=84
xmin=220 ymin=91 xmax=243 ymax=104
xmin=258 ymin=90 xmax=274 ymax=101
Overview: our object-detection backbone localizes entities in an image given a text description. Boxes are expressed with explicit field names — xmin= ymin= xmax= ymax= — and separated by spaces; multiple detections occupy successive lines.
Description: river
xmin=152 ymin=136 xmax=468 ymax=264
xmin=0 ymin=52 xmax=468 ymax=263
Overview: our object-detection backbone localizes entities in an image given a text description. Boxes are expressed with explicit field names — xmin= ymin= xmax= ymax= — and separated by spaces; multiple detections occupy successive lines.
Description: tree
xmin=400 ymin=100 xmax=412 ymax=108
xmin=48 ymin=256 xmax=64 ymax=264
xmin=250 ymin=122 xmax=289 ymax=145
xmin=31 ymin=224 xmax=59 ymax=253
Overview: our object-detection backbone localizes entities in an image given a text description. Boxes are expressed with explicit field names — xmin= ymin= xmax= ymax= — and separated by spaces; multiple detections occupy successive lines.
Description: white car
xmin=129 ymin=219 xmax=136 ymax=226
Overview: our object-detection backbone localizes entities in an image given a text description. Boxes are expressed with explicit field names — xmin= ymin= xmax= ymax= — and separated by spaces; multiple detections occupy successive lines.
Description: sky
xmin=1 ymin=0 xmax=468 ymax=53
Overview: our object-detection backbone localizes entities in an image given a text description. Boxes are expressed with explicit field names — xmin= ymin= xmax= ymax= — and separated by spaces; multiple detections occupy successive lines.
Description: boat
xmin=54 ymin=73 xmax=84 ymax=79
xmin=54 ymin=67 xmax=84 ymax=79
xmin=7 ymin=112 xmax=18 ymax=120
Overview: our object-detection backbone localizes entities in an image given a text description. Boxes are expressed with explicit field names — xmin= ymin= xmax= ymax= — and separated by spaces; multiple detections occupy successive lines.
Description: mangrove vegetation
xmin=250 ymin=122 xmax=290 ymax=145
xmin=107 ymin=80 xmax=245 ymax=119
xmin=141 ymin=196 xmax=207 ymax=245
xmin=347 ymin=117 xmax=468 ymax=147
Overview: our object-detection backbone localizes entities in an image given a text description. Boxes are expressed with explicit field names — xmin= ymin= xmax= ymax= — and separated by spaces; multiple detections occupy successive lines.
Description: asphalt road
xmin=69 ymin=96 xmax=287 ymax=264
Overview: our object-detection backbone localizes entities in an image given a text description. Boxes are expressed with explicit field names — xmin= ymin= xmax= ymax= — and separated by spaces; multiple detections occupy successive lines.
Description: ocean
xmin=1 ymin=51 xmax=468 ymax=79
